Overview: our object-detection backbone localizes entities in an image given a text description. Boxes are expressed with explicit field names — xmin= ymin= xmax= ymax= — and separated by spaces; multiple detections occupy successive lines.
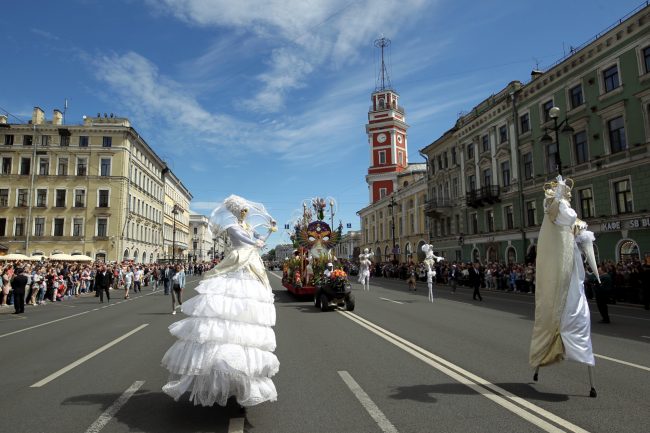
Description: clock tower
xmin=365 ymin=37 xmax=409 ymax=203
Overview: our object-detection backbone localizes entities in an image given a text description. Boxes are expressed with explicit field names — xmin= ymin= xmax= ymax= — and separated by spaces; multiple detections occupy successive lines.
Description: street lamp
xmin=540 ymin=106 xmax=574 ymax=176
xmin=387 ymin=194 xmax=397 ymax=263
xmin=171 ymin=203 xmax=182 ymax=264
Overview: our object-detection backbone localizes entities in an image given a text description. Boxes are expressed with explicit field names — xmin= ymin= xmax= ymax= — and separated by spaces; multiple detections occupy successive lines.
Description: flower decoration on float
xmin=330 ymin=269 xmax=347 ymax=280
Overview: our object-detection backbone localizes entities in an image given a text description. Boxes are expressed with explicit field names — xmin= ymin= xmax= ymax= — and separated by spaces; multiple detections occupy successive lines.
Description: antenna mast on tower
xmin=374 ymin=36 xmax=392 ymax=91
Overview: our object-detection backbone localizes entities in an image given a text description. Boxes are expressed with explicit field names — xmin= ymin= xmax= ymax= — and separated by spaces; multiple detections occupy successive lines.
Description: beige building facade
xmin=0 ymin=107 xmax=191 ymax=263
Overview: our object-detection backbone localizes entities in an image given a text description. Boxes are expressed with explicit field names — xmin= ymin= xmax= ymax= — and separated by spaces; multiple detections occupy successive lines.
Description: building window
xmin=40 ymin=135 xmax=50 ymax=146
xmin=378 ymin=151 xmax=386 ymax=165
xmin=499 ymin=125 xmax=508 ymax=143
xmin=603 ymin=65 xmax=620 ymax=92
xmin=102 ymin=136 xmax=112 ymax=147
xmin=486 ymin=210 xmax=494 ymax=232
xmin=526 ymin=200 xmax=537 ymax=226
xmin=4 ymin=134 xmax=14 ymax=146
xmin=36 ymin=189 xmax=47 ymax=207
xmin=644 ymin=46 xmax=650 ymax=74
xmin=520 ymin=113 xmax=530 ymax=134
xmin=542 ymin=100 xmax=554 ymax=122
xmin=38 ymin=157 xmax=49 ymax=175
xmin=379 ymin=188 xmax=387 ymax=199
xmin=34 ymin=217 xmax=45 ymax=237
xmin=452 ymin=177 xmax=459 ymax=197
xmin=0 ymin=218 xmax=5 ymax=236
xmin=398 ymin=152 xmax=404 ymax=165
xmin=100 ymin=158 xmax=111 ymax=176
xmin=15 ymin=217 xmax=25 ymax=236
xmin=546 ymin=141 xmax=558 ymax=174
xmin=482 ymin=168 xmax=492 ymax=186
xmin=481 ymin=135 xmax=489 ymax=152
xmin=73 ymin=218 xmax=83 ymax=236
xmin=570 ymin=130 xmax=588 ymax=165
xmin=20 ymin=157 xmax=31 ymax=175
xmin=443 ymin=151 xmax=448 ymax=168
xmin=23 ymin=135 xmax=33 ymax=146
xmin=467 ymin=143 xmax=474 ymax=160
xmin=98 ymin=189 xmax=109 ymax=207
xmin=523 ymin=152 xmax=533 ymax=180
xmin=569 ymin=84 xmax=584 ymax=109
xmin=471 ymin=213 xmax=478 ymax=234
xmin=0 ymin=189 xmax=8 ymax=207
xmin=505 ymin=205 xmax=514 ymax=229
xmin=60 ymin=135 xmax=70 ymax=147
xmin=55 ymin=189 xmax=66 ymax=208
xmin=501 ymin=160 xmax=510 ymax=187
xmin=451 ymin=148 xmax=457 ymax=165
xmin=613 ymin=179 xmax=633 ymax=214
xmin=578 ymin=188 xmax=594 ymax=219
xmin=97 ymin=218 xmax=108 ymax=237
xmin=74 ymin=190 xmax=86 ymax=208
xmin=77 ymin=157 xmax=87 ymax=176
xmin=79 ymin=136 xmax=89 ymax=147
xmin=437 ymin=154 xmax=443 ymax=170
xmin=17 ymin=189 xmax=28 ymax=207
xmin=1 ymin=157 xmax=11 ymax=174
xmin=53 ymin=218 xmax=64 ymax=236
xmin=608 ymin=116 xmax=627 ymax=153
xmin=468 ymin=174 xmax=476 ymax=191
xmin=57 ymin=157 xmax=68 ymax=176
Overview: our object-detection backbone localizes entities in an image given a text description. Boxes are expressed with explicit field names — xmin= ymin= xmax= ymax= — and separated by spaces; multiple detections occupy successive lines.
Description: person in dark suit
xmin=469 ymin=262 xmax=483 ymax=301
xmin=11 ymin=267 xmax=29 ymax=314
xmin=94 ymin=264 xmax=112 ymax=303
xmin=593 ymin=265 xmax=611 ymax=323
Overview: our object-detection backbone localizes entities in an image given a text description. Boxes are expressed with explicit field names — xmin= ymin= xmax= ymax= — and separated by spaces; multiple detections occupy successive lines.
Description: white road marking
xmin=228 ymin=417 xmax=246 ymax=433
xmin=595 ymin=354 xmax=650 ymax=372
xmin=0 ymin=292 xmax=156 ymax=339
xmin=31 ymin=324 xmax=149 ymax=387
xmin=610 ymin=313 xmax=650 ymax=321
xmin=84 ymin=380 xmax=145 ymax=433
xmin=379 ymin=297 xmax=404 ymax=305
xmin=642 ymin=336 xmax=650 ymax=339
xmin=268 ymin=272 xmax=282 ymax=280
xmin=338 ymin=371 xmax=399 ymax=433
xmin=339 ymin=311 xmax=588 ymax=433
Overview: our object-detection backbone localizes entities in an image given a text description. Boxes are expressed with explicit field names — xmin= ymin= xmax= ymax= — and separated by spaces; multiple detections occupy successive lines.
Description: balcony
xmin=424 ymin=198 xmax=454 ymax=217
xmin=466 ymin=186 xmax=501 ymax=208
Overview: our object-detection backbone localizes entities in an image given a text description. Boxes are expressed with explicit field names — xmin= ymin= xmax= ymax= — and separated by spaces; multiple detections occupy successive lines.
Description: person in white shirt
xmin=324 ymin=263 xmax=334 ymax=279
xmin=124 ymin=266 xmax=134 ymax=299
xmin=133 ymin=266 xmax=143 ymax=293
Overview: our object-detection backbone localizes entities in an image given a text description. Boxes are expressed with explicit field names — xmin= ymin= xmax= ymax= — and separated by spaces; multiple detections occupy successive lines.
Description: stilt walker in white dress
xmin=421 ymin=244 xmax=444 ymax=302
xmin=529 ymin=177 xmax=600 ymax=397
xmin=162 ymin=195 xmax=279 ymax=408
xmin=358 ymin=248 xmax=374 ymax=291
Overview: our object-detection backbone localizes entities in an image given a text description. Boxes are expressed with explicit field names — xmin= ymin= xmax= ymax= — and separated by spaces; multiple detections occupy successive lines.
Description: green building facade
xmin=422 ymin=5 xmax=650 ymax=264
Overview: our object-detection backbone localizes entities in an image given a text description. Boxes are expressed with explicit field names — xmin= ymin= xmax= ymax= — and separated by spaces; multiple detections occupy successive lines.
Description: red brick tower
xmin=365 ymin=37 xmax=409 ymax=203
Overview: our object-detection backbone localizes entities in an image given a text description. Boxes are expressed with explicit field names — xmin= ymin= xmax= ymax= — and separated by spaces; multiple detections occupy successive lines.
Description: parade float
xmin=281 ymin=197 xmax=354 ymax=311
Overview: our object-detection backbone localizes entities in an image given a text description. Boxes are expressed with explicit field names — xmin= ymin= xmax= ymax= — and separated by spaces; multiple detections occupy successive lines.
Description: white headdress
xmin=209 ymin=194 xmax=275 ymax=237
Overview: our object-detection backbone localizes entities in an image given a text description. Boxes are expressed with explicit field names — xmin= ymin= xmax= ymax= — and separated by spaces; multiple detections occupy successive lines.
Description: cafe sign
xmin=602 ymin=217 xmax=650 ymax=231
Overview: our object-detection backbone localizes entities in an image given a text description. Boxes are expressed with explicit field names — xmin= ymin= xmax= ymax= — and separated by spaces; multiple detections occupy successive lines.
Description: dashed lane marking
xmin=594 ymin=354 xmax=650 ymax=372
xmin=84 ymin=380 xmax=145 ymax=433
xmin=338 ymin=371 xmax=399 ymax=433
xmin=379 ymin=297 xmax=404 ymax=305
xmin=31 ymin=324 xmax=149 ymax=387
xmin=228 ymin=417 xmax=245 ymax=433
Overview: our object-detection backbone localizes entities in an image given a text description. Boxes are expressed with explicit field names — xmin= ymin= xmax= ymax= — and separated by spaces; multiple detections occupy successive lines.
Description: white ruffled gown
xmin=162 ymin=224 xmax=279 ymax=407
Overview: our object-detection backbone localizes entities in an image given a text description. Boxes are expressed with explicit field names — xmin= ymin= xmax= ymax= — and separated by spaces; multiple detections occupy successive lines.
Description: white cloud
xmin=145 ymin=0 xmax=429 ymax=113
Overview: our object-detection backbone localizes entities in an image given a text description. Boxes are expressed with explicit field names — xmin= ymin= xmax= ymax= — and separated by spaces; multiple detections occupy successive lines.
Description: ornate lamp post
xmin=540 ymin=106 xmax=574 ymax=176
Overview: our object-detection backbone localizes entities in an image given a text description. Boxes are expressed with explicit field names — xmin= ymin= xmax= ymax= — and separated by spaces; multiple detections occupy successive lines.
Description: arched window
xmin=618 ymin=239 xmax=639 ymax=262
xmin=123 ymin=249 xmax=130 ymax=261
xmin=486 ymin=246 xmax=498 ymax=263
xmin=405 ymin=242 xmax=412 ymax=260
xmin=506 ymin=247 xmax=517 ymax=264
xmin=472 ymin=248 xmax=480 ymax=263
xmin=416 ymin=240 xmax=426 ymax=261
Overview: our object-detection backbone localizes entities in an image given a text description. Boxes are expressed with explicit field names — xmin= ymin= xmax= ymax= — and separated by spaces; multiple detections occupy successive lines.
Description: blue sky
xmin=1 ymin=0 xmax=645 ymax=248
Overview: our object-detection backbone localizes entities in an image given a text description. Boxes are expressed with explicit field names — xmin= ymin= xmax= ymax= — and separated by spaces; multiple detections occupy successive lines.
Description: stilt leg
xmin=533 ymin=366 xmax=539 ymax=382
xmin=588 ymin=366 xmax=597 ymax=398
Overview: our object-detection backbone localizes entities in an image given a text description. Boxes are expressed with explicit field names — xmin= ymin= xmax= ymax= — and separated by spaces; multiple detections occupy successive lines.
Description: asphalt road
xmin=0 ymin=273 xmax=648 ymax=433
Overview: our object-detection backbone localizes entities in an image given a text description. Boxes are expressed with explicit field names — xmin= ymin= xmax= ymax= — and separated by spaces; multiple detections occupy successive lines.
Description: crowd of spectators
xmin=369 ymin=258 xmax=650 ymax=309
xmin=1 ymin=260 xmax=216 ymax=310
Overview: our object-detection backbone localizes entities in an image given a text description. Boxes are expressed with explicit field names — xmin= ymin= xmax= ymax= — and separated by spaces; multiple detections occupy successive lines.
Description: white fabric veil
xmin=209 ymin=194 xmax=276 ymax=237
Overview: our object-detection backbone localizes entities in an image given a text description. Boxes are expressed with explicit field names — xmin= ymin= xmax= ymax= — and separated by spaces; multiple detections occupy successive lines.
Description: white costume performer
xmin=421 ymin=244 xmax=444 ymax=302
xmin=358 ymin=248 xmax=374 ymax=291
xmin=162 ymin=195 xmax=279 ymax=407
xmin=529 ymin=176 xmax=600 ymax=397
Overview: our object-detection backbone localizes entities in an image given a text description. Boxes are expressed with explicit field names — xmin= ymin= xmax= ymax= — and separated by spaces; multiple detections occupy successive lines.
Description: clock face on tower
xmin=397 ymin=135 xmax=403 ymax=143
xmin=377 ymin=133 xmax=387 ymax=143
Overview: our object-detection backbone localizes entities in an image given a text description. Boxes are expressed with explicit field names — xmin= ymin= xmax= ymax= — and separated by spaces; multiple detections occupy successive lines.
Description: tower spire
xmin=374 ymin=36 xmax=392 ymax=91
